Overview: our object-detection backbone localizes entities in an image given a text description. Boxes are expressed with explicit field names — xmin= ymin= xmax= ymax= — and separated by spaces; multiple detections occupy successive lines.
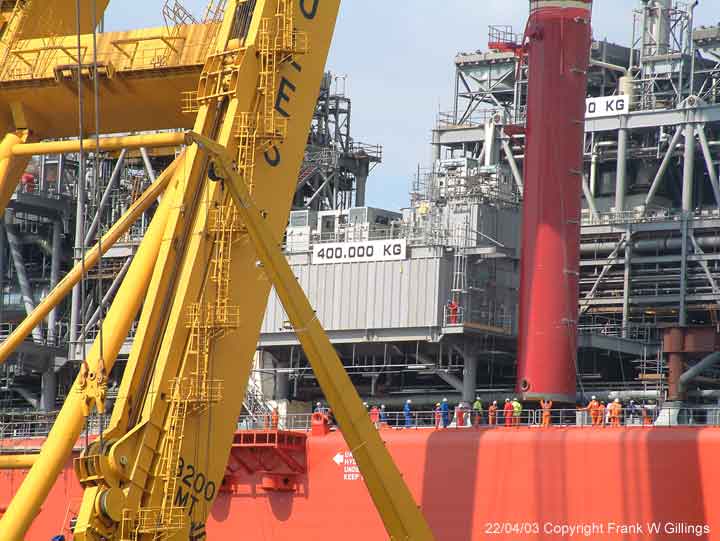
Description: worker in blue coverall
xmin=404 ymin=399 xmax=413 ymax=428
xmin=441 ymin=397 xmax=450 ymax=428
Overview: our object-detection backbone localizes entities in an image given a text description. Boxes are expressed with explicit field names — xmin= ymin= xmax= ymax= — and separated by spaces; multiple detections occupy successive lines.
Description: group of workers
xmin=311 ymin=395 xmax=654 ymax=430
xmin=578 ymin=396 xmax=653 ymax=427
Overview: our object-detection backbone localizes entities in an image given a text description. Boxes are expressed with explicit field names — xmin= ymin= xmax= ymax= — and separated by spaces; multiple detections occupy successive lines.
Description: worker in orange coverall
xmin=598 ymin=401 xmax=607 ymax=427
xmin=609 ymin=398 xmax=623 ymax=427
xmin=271 ymin=408 xmax=279 ymax=429
xmin=503 ymin=398 xmax=514 ymax=427
xmin=456 ymin=403 xmax=466 ymax=427
xmin=540 ymin=399 xmax=553 ymax=428
xmin=578 ymin=395 xmax=600 ymax=426
xmin=642 ymin=404 xmax=653 ymax=426
xmin=488 ymin=400 xmax=498 ymax=425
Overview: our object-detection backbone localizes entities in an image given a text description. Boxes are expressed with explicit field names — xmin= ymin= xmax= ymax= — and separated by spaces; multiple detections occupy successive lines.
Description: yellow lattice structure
xmin=234 ymin=0 xmax=307 ymax=195
xmin=134 ymin=202 xmax=240 ymax=539
xmin=0 ymin=0 xmax=34 ymax=79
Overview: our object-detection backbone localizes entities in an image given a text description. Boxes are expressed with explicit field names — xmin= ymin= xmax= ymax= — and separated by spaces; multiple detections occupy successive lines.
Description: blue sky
xmin=105 ymin=1 xmax=718 ymax=211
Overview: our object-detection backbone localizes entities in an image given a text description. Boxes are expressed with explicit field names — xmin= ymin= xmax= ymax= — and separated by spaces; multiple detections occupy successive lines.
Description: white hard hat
xmin=591 ymin=396 xmax=596 ymax=400
xmin=615 ymin=398 xmax=620 ymax=403
xmin=493 ymin=400 xmax=497 ymax=405
xmin=442 ymin=398 xmax=448 ymax=402
xmin=505 ymin=398 xmax=510 ymax=402
xmin=407 ymin=399 xmax=412 ymax=403
xmin=317 ymin=402 xmax=321 ymax=406
xmin=381 ymin=404 xmax=386 ymax=408
xmin=513 ymin=398 xmax=517 ymax=401
xmin=363 ymin=402 xmax=368 ymax=407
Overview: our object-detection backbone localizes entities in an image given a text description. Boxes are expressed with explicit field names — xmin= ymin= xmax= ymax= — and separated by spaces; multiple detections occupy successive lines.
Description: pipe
xmin=85 ymin=148 xmax=127 ymax=245
xmin=579 ymin=235 xmax=627 ymax=315
xmin=645 ymin=125 xmax=684 ymax=209
xmin=517 ymin=0 xmax=593 ymax=402
xmin=501 ymin=138 xmax=524 ymax=195
xmin=682 ymin=123 xmax=696 ymax=212
xmin=78 ymin=256 xmax=133 ymax=339
xmin=581 ymin=234 xmax=720 ymax=255
xmin=13 ymin=386 xmax=38 ymax=408
xmin=622 ymin=233 xmax=632 ymax=332
xmin=5 ymin=224 xmax=43 ymax=343
xmin=40 ymin=368 xmax=56 ymax=411
xmin=0 ymin=455 xmax=38 ymax=470
xmin=46 ymin=220 xmax=62 ymax=346
xmin=462 ymin=355 xmax=478 ymax=403
xmin=679 ymin=351 xmax=720 ymax=395
xmin=589 ymin=150 xmax=598 ymax=196
xmin=582 ymin=175 xmax=600 ymax=221
xmin=0 ymin=184 xmax=173 ymax=539
xmin=10 ymin=132 xmax=186 ymax=157
xmin=679 ymin=216 xmax=689 ymax=326
xmin=140 ymin=147 xmax=157 ymax=182
xmin=696 ymin=126 xmax=720 ymax=207
xmin=615 ymin=128 xmax=628 ymax=211
xmin=589 ymin=58 xmax=629 ymax=76
xmin=0 ymin=153 xmax=183 ymax=365
xmin=68 ymin=140 xmax=88 ymax=362
xmin=607 ymin=390 xmax=661 ymax=401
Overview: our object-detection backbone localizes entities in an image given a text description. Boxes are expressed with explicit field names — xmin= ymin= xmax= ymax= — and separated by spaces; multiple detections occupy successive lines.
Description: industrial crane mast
xmin=0 ymin=1 xmax=435 ymax=540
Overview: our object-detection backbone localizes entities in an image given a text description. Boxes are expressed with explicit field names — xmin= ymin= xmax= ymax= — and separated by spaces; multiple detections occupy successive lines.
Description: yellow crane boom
xmin=0 ymin=1 xmax=436 ymax=540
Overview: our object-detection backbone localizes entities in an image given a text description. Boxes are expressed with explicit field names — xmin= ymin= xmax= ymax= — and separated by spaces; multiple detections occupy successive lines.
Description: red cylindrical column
xmin=516 ymin=0 xmax=593 ymax=402
xmin=664 ymin=327 xmax=686 ymax=401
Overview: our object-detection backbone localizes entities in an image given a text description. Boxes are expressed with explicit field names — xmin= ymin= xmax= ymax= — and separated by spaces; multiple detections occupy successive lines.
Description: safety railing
xmin=237 ymin=407 xmax=720 ymax=432
xmin=350 ymin=142 xmax=383 ymax=161
xmin=0 ymin=411 xmax=110 ymax=440
xmin=577 ymin=323 xmax=659 ymax=344
xmin=436 ymin=110 xmax=498 ymax=130
xmin=7 ymin=406 xmax=720 ymax=442
xmin=582 ymin=207 xmax=720 ymax=227
xmin=443 ymin=305 xmax=465 ymax=327
xmin=0 ymin=321 xmax=67 ymax=347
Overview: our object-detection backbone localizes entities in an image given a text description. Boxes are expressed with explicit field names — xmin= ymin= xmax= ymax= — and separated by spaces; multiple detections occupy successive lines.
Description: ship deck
xmin=1 ymin=412 xmax=719 ymax=540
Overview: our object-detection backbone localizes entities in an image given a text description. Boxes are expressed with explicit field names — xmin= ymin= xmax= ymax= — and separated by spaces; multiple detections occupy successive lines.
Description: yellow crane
xmin=0 ymin=1 xmax=436 ymax=540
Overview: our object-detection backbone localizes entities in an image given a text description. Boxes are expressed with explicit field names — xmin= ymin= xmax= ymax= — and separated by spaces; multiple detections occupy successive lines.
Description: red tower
xmin=516 ymin=0 xmax=593 ymax=402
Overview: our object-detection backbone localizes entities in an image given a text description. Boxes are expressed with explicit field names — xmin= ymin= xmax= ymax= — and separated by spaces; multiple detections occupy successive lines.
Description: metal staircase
xmin=243 ymin=378 xmax=273 ymax=426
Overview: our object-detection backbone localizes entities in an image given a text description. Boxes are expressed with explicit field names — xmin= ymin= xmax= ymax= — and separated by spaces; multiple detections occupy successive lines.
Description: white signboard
xmin=586 ymin=96 xmax=628 ymax=118
xmin=312 ymin=239 xmax=407 ymax=265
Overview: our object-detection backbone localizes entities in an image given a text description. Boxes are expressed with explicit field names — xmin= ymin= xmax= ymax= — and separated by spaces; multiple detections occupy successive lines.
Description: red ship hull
xmin=2 ymin=426 xmax=719 ymax=540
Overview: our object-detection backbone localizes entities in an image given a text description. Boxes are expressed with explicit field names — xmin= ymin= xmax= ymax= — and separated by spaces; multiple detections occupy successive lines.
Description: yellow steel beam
xmin=0 ymin=23 xmax=217 ymax=137
xmin=0 ymin=185 xmax=176 ymax=540
xmin=0 ymin=153 xmax=182 ymax=366
xmin=71 ymin=2 xmax=345 ymax=539
xmin=0 ymin=130 xmax=31 ymax=216
xmin=189 ymin=132 xmax=436 ymax=541
xmin=4 ymin=1 xmax=111 ymax=41
xmin=11 ymin=132 xmax=186 ymax=156
xmin=0 ymin=454 xmax=38 ymax=469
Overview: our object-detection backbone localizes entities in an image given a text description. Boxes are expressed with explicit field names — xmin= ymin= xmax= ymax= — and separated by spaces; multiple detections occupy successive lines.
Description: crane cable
xmin=74 ymin=0 xmax=89 ymax=449
xmin=75 ymin=0 xmax=106 ymax=446
xmin=90 ymin=0 xmax=105 ymax=445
